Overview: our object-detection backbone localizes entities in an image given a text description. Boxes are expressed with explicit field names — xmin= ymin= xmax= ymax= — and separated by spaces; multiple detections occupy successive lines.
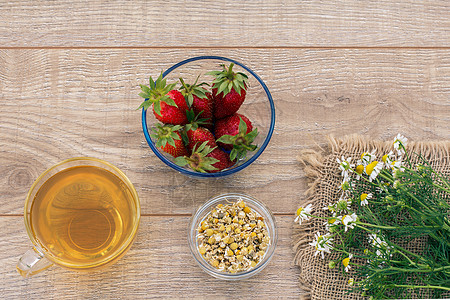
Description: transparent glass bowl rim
xmin=188 ymin=193 xmax=278 ymax=280
xmin=141 ymin=55 xmax=276 ymax=178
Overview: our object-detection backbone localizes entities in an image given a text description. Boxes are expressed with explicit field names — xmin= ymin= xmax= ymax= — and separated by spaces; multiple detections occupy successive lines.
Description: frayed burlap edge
xmin=293 ymin=134 xmax=450 ymax=300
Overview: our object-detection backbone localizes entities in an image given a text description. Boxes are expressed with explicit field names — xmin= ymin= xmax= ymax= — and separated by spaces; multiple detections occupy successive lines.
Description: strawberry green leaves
xmin=174 ymin=141 xmax=219 ymax=173
xmin=179 ymin=76 xmax=209 ymax=107
xmin=150 ymin=124 xmax=183 ymax=148
xmin=206 ymin=63 xmax=248 ymax=96
xmin=216 ymin=117 xmax=258 ymax=161
xmin=138 ymin=72 xmax=178 ymax=115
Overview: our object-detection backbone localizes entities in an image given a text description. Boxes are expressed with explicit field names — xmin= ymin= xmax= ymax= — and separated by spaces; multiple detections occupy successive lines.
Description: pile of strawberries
xmin=139 ymin=63 xmax=258 ymax=173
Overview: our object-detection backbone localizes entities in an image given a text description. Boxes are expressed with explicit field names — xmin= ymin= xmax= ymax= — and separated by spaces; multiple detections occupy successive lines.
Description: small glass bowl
xmin=188 ymin=193 xmax=277 ymax=280
xmin=141 ymin=56 xmax=275 ymax=178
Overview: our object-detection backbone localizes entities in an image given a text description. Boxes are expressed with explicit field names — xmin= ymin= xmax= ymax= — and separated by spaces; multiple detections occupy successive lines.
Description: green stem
xmin=432 ymin=182 xmax=450 ymax=193
xmin=391 ymin=284 xmax=450 ymax=291
xmin=357 ymin=222 xmax=400 ymax=230
xmin=379 ymin=172 xmax=394 ymax=183
xmin=388 ymin=265 xmax=450 ymax=273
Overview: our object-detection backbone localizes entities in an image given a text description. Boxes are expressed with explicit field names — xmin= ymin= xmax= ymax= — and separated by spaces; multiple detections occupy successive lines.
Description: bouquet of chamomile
xmin=295 ymin=134 xmax=450 ymax=299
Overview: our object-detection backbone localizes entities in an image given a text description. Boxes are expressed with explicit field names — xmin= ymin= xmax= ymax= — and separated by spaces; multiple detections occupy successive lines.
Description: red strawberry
xmin=207 ymin=148 xmax=234 ymax=173
xmin=215 ymin=113 xmax=253 ymax=150
xmin=153 ymin=90 xmax=188 ymax=125
xmin=186 ymin=127 xmax=217 ymax=152
xmin=207 ymin=63 xmax=248 ymax=119
xmin=150 ymin=124 xmax=188 ymax=158
xmin=215 ymin=113 xmax=259 ymax=161
xmin=179 ymin=77 xmax=214 ymax=129
xmin=192 ymin=92 xmax=214 ymax=130
xmin=138 ymin=73 xmax=188 ymax=125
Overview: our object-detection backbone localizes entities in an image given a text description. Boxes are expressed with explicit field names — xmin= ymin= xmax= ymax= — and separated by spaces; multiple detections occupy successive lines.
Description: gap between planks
xmin=1 ymin=46 xmax=450 ymax=50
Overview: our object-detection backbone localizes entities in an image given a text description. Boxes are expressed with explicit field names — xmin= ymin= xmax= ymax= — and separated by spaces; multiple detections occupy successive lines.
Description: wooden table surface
xmin=1 ymin=1 xmax=449 ymax=299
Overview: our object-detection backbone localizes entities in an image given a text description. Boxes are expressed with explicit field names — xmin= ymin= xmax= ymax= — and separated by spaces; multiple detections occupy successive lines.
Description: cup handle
xmin=17 ymin=247 xmax=53 ymax=277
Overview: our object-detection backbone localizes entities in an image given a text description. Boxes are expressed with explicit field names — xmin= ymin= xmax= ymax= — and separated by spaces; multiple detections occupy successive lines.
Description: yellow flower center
xmin=382 ymin=154 xmax=389 ymax=163
xmin=355 ymin=165 xmax=364 ymax=174
xmin=366 ymin=161 xmax=378 ymax=175
xmin=296 ymin=207 xmax=303 ymax=216
xmin=341 ymin=215 xmax=348 ymax=223
xmin=361 ymin=152 xmax=368 ymax=160
xmin=328 ymin=218 xmax=336 ymax=224
xmin=360 ymin=193 xmax=368 ymax=201
xmin=342 ymin=257 xmax=350 ymax=267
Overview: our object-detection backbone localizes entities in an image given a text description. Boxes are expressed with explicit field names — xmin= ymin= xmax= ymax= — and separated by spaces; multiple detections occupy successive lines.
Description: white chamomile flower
xmin=309 ymin=232 xmax=334 ymax=259
xmin=368 ymin=233 xmax=394 ymax=263
xmin=341 ymin=213 xmax=358 ymax=232
xmin=382 ymin=151 xmax=394 ymax=168
xmin=337 ymin=156 xmax=354 ymax=179
xmin=323 ymin=202 xmax=335 ymax=212
xmin=294 ymin=204 xmax=313 ymax=225
xmin=360 ymin=193 xmax=372 ymax=206
xmin=348 ymin=278 xmax=355 ymax=286
xmin=324 ymin=217 xmax=341 ymax=232
xmin=389 ymin=159 xmax=405 ymax=172
xmin=342 ymin=253 xmax=353 ymax=272
xmin=365 ymin=161 xmax=383 ymax=182
xmin=393 ymin=134 xmax=408 ymax=156
xmin=360 ymin=150 xmax=377 ymax=165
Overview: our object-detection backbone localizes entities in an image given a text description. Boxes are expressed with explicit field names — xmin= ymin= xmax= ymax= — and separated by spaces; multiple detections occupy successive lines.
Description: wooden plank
xmin=1 ymin=48 xmax=449 ymax=215
xmin=0 ymin=215 xmax=302 ymax=299
xmin=0 ymin=1 xmax=449 ymax=47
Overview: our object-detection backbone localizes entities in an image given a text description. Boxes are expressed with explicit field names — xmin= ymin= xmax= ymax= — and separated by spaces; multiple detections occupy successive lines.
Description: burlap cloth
xmin=293 ymin=135 xmax=450 ymax=300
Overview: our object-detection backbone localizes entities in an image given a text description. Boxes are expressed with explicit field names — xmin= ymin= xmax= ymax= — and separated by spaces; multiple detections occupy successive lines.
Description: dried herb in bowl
xmin=196 ymin=199 xmax=270 ymax=273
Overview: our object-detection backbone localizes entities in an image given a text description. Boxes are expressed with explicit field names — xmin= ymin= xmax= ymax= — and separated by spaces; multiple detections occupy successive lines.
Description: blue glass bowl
xmin=141 ymin=56 xmax=275 ymax=178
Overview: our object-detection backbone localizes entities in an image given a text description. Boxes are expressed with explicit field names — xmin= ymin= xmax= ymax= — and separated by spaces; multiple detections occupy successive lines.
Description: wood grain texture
xmin=1 ymin=49 xmax=449 ymax=215
xmin=0 ymin=216 xmax=300 ymax=299
xmin=0 ymin=1 xmax=449 ymax=47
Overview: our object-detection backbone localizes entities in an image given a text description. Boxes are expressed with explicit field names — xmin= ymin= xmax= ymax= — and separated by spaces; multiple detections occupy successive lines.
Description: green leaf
xmin=205 ymin=70 xmax=222 ymax=76
xmin=193 ymin=89 xmax=206 ymax=98
xmin=155 ymin=138 xmax=163 ymax=148
xmin=235 ymin=73 xmax=245 ymax=83
xmin=170 ymin=132 xmax=180 ymax=140
xmin=230 ymin=149 xmax=238 ymax=161
xmin=140 ymin=84 xmax=150 ymax=93
xmin=174 ymin=157 xmax=188 ymax=167
xmin=187 ymin=94 xmax=194 ymax=107
xmin=181 ymin=131 xmax=189 ymax=146
xmin=197 ymin=141 xmax=208 ymax=152
xmin=167 ymin=137 xmax=176 ymax=147
xmin=217 ymin=80 xmax=228 ymax=95
xmin=216 ymin=135 xmax=234 ymax=145
xmin=232 ymin=80 xmax=240 ymax=93
xmin=238 ymin=117 xmax=248 ymax=134
xmin=163 ymin=96 xmax=177 ymax=107
xmin=149 ymin=77 xmax=156 ymax=89
xmin=153 ymin=101 xmax=162 ymax=116
xmin=139 ymin=92 xmax=149 ymax=99
xmin=246 ymin=128 xmax=259 ymax=142
xmin=237 ymin=72 xmax=248 ymax=79
xmin=137 ymin=100 xmax=151 ymax=110
xmin=172 ymin=125 xmax=183 ymax=131
xmin=227 ymin=81 xmax=233 ymax=94
xmin=166 ymin=82 xmax=177 ymax=91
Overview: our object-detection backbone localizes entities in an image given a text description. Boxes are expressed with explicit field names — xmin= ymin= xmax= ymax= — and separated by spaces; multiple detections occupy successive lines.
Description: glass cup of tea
xmin=17 ymin=157 xmax=141 ymax=277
